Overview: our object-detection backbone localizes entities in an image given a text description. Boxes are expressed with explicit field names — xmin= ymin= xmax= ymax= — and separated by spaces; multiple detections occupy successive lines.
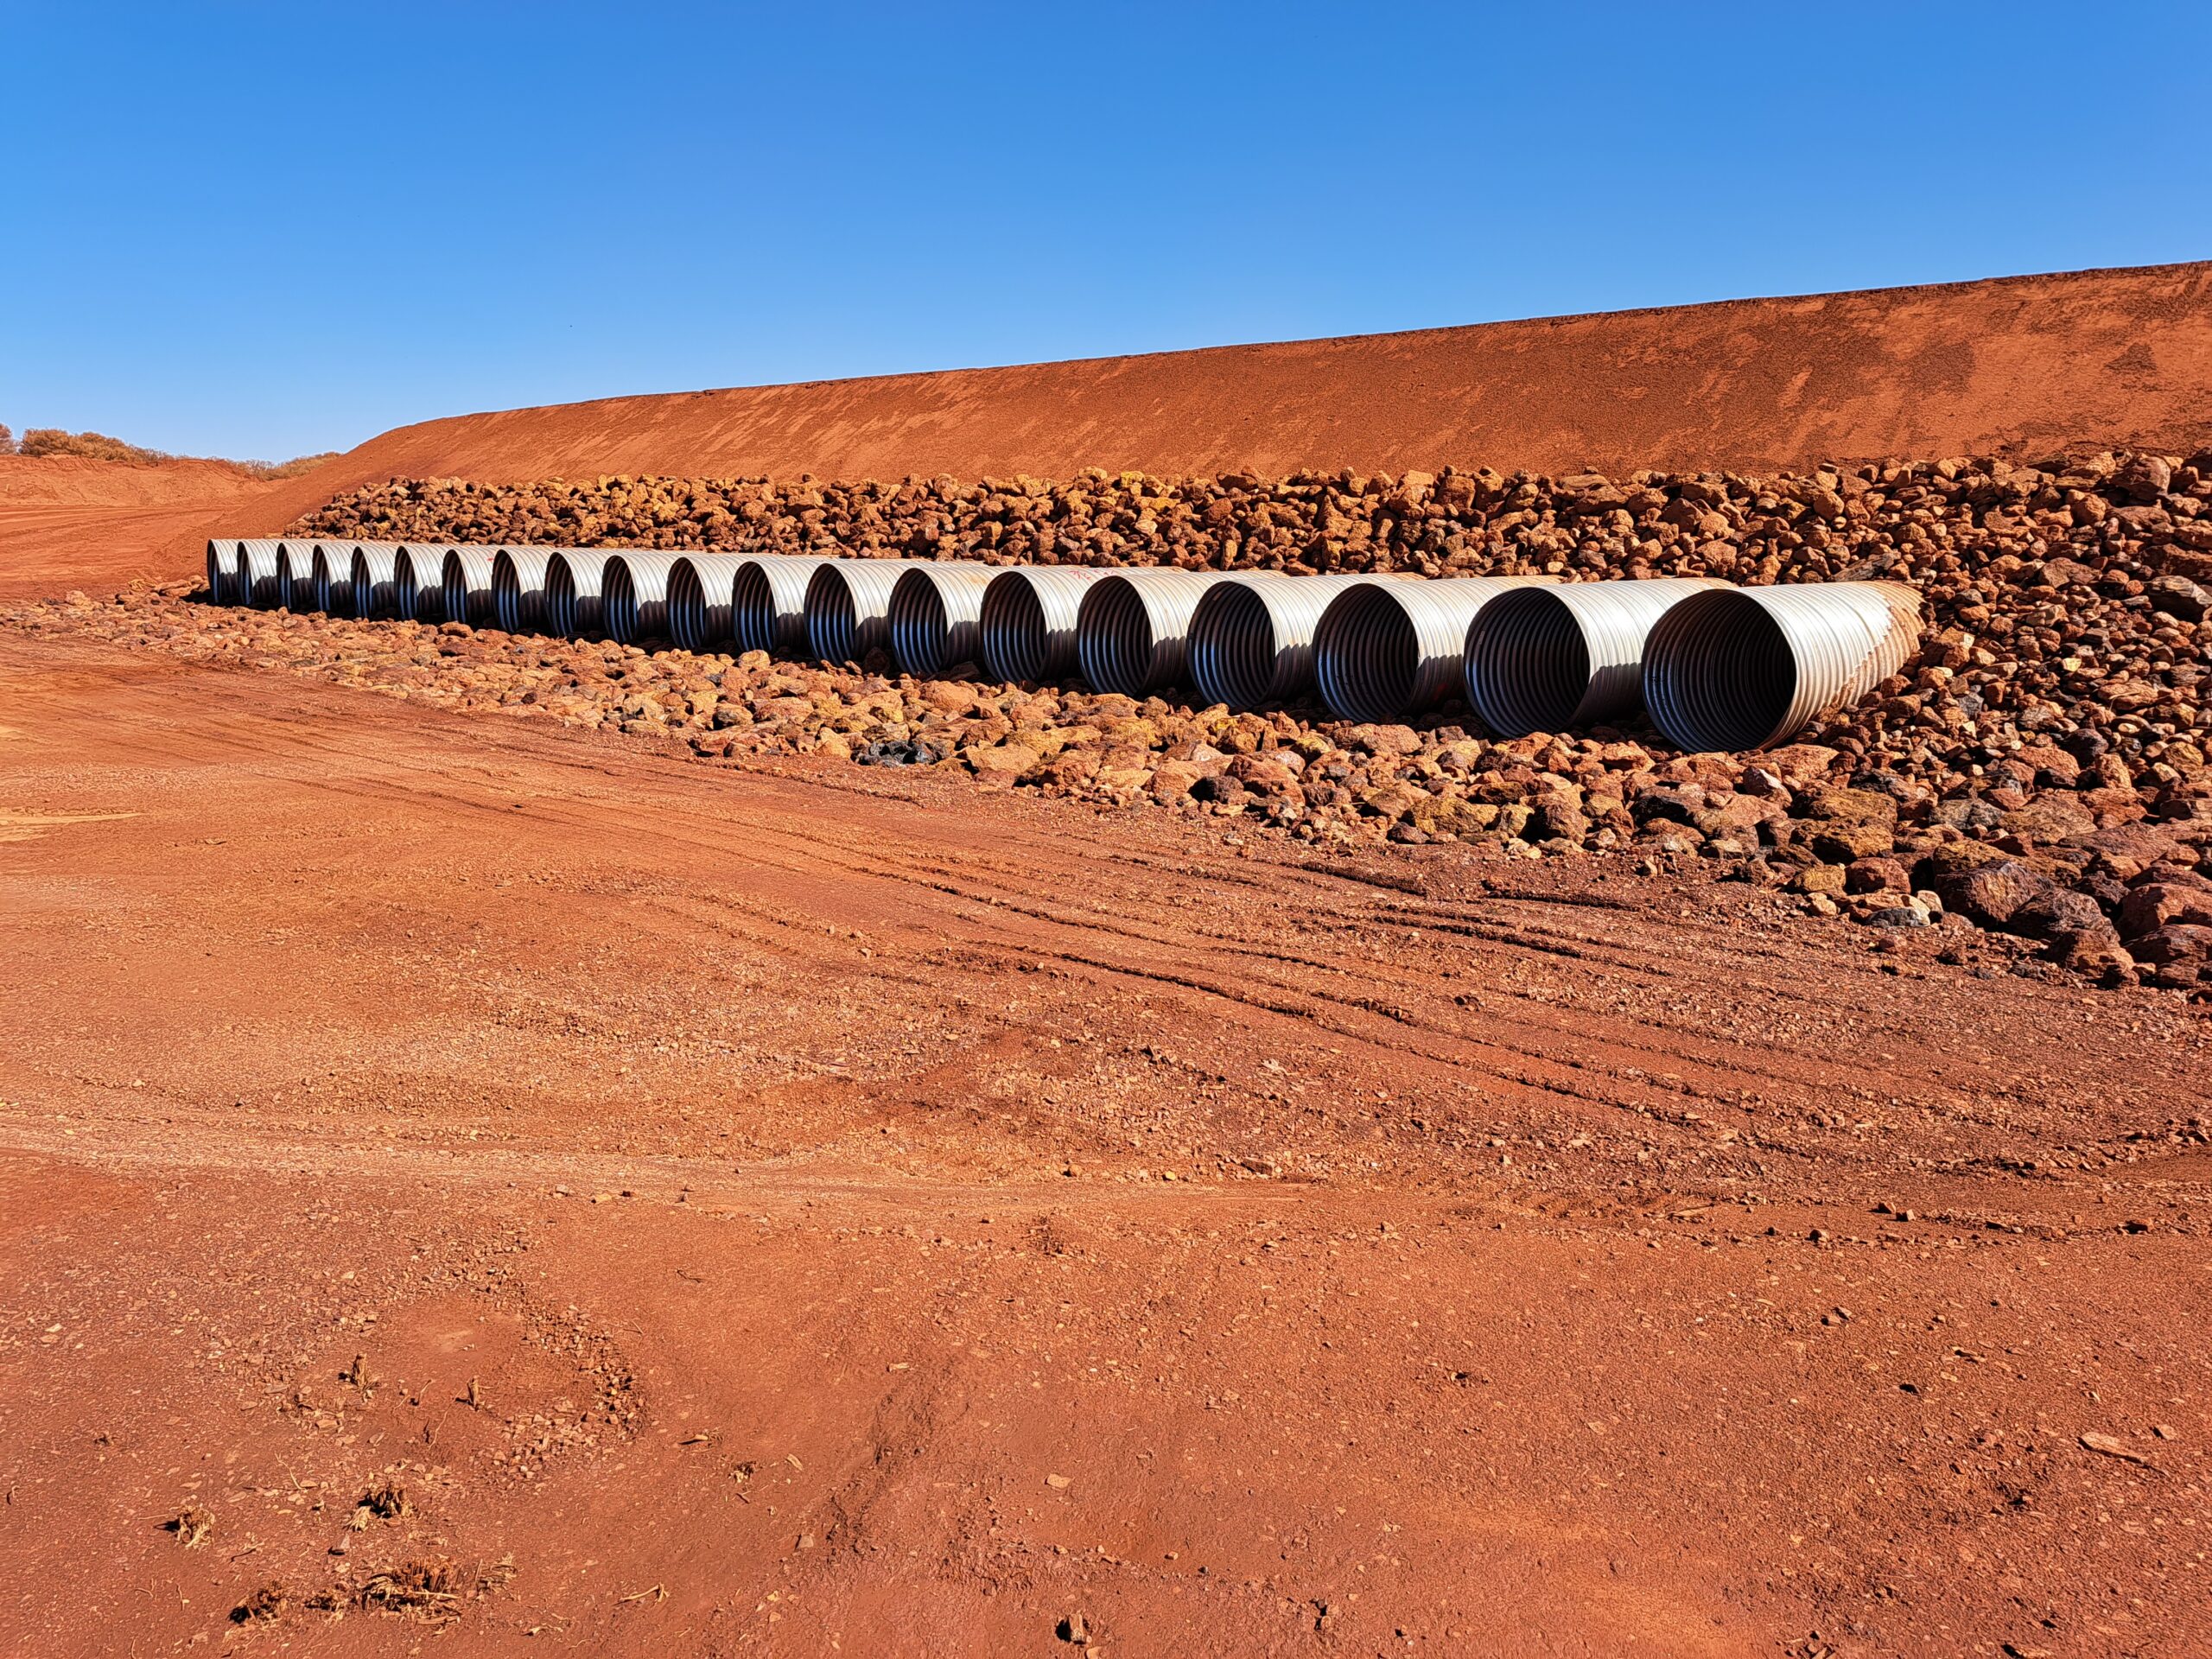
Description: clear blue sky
xmin=3 ymin=1 xmax=2207 ymax=462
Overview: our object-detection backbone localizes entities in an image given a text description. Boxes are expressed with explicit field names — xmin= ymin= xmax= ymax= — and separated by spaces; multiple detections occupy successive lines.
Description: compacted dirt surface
xmin=2 ymin=627 xmax=2208 ymax=1658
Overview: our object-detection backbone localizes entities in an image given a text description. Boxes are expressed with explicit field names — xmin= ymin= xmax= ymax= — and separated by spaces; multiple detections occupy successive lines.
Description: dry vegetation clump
xmin=230 ymin=1556 xmax=512 ymax=1624
xmin=4 ymin=424 xmax=334 ymax=477
xmin=18 ymin=428 xmax=174 ymax=465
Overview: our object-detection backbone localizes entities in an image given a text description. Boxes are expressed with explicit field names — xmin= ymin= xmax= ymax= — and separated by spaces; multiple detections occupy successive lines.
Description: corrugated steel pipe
xmin=440 ymin=546 xmax=500 ymax=629
xmin=601 ymin=550 xmax=692 ymax=645
xmin=544 ymin=550 xmax=614 ymax=639
xmin=1642 ymin=580 xmax=1923 ymax=753
xmin=888 ymin=562 xmax=996 ymax=677
xmin=979 ymin=566 xmax=1111 ymax=684
xmin=733 ymin=556 xmax=831 ymax=656
xmin=1314 ymin=575 xmax=1550 ymax=723
xmin=234 ymin=539 xmax=284 ymax=608
xmin=391 ymin=545 xmax=451 ymax=625
xmin=349 ymin=543 xmax=404 ymax=620
xmin=1462 ymin=576 xmax=1732 ymax=738
xmin=1188 ymin=572 xmax=1421 ymax=710
xmin=667 ymin=553 xmax=751 ymax=653
xmin=203 ymin=540 xmax=233 ymax=604
xmin=1076 ymin=569 xmax=1234 ymax=696
xmin=492 ymin=547 xmax=552 ymax=634
xmin=806 ymin=557 xmax=918 ymax=665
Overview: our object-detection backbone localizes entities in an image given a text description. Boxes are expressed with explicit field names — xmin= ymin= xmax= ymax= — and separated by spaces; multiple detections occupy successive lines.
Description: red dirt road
xmin=3 ymin=632 xmax=2206 ymax=1656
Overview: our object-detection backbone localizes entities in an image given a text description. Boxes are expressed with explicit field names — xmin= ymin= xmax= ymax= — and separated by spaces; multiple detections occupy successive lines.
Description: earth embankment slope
xmin=107 ymin=259 xmax=2212 ymax=582
xmin=277 ymin=260 xmax=2212 ymax=497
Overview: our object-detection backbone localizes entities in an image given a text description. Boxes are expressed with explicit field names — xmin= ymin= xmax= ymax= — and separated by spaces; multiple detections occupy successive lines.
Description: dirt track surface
xmin=3 ymin=631 xmax=2207 ymax=1656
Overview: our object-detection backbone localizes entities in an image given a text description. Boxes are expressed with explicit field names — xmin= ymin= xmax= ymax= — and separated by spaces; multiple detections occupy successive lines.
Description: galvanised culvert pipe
xmin=234 ymin=539 xmax=285 ymax=608
xmin=888 ymin=562 xmax=996 ymax=677
xmin=979 ymin=566 xmax=1111 ymax=684
xmin=667 ymin=553 xmax=752 ymax=653
xmin=492 ymin=547 xmax=553 ymax=634
xmin=349 ymin=543 xmax=404 ymax=620
xmin=440 ymin=545 xmax=501 ymax=629
xmin=1462 ymin=576 xmax=1732 ymax=738
xmin=1076 ymin=569 xmax=1235 ymax=696
xmin=1188 ymin=572 xmax=1422 ymax=711
xmin=806 ymin=557 xmax=919 ymax=665
xmin=1313 ymin=575 xmax=1550 ymax=723
xmin=734 ymin=556 xmax=830 ymax=656
xmin=544 ymin=549 xmax=615 ymax=639
xmin=391 ymin=545 xmax=452 ymax=624
xmin=1642 ymin=581 xmax=1923 ymax=753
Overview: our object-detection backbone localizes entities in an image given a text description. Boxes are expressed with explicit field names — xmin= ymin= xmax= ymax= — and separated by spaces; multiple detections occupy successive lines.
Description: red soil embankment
xmin=278 ymin=260 xmax=2212 ymax=497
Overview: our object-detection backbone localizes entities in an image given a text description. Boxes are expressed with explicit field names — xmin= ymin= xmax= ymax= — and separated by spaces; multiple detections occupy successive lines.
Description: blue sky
xmin=3 ymin=1 xmax=2207 ymax=462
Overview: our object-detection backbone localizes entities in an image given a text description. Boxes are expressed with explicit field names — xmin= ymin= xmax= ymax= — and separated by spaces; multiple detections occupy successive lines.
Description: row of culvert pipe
xmin=206 ymin=537 xmax=1922 ymax=752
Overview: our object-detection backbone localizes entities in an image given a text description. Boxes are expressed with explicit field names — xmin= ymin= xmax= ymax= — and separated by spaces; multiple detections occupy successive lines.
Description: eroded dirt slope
xmin=1 ymin=633 xmax=2204 ymax=1657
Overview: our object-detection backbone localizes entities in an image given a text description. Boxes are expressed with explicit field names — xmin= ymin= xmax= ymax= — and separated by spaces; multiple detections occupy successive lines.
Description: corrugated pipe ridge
xmin=348 ymin=544 xmax=402 ymax=619
xmin=234 ymin=539 xmax=284 ymax=609
xmin=1076 ymin=569 xmax=1233 ymax=696
xmin=979 ymin=566 xmax=1109 ymax=684
xmin=1643 ymin=581 xmax=1923 ymax=752
xmin=734 ymin=556 xmax=831 ymax=656
xmin=1314 ymin=575 xmax=1550 ymax=722
xmin=392 ymin=545 xmax=453 ymax=625
xmin=667 ymin=554 xmax=751 ymax=652
xmin=1463 ymin=577 xmax=1729 ymax=738
xmin=806 ymin=557 xmax=918 ymax=665
xmin=1188 ymin=572 xmax=1420 ymax=710
xmin=544 ymin=550 xmax=614 ymax=640
xmin=492 ymin=548 xmax=552 ymax=634
xmin=203 ymin=540 xmax=233 ymax=604
xmin=314 ymin=541 xmax=378 ymax=617
xmin=275 ymin=541 xmax=318 ymax=612
xmin=601 ymin=550 xmax=691 ymax=645
xmin=888 ymin=563 xmax=996 ymax=677
xmin=440 ymin=546 xmax=501 ymax=629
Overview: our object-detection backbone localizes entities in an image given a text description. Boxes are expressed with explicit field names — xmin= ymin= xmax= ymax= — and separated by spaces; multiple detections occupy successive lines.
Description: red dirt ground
xmin=2 ymin=626 xmax=2207 ymax=1657
xmin=3 ymin=268 xmax=2209 ymax=1656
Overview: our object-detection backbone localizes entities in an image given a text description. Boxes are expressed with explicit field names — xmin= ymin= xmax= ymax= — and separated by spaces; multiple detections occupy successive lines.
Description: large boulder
xmin=2118 ymin=878 xmax=2212 ymax=939
xmin=1934 ymin=859 xmax=2056 ymax=931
